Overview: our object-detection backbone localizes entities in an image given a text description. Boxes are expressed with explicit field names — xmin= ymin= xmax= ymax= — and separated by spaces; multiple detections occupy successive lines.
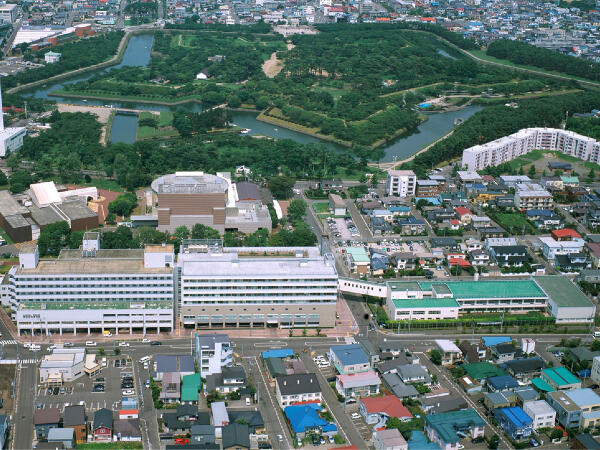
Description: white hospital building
xmin=10 ymin=234 xmax=175 ymax=336
xmin=461 ymin=128 xmax=600 ymax=171
xmin=177 ymin=240 xmax=338 ymax=329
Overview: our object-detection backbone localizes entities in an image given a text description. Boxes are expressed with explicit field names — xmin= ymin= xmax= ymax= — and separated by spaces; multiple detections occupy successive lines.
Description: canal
xmin=23 ymin=33 xmax=484 ymax=158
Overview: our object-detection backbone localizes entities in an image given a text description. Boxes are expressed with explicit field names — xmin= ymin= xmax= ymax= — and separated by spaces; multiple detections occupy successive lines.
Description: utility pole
xmin=24 ymin=101 xmax=27 ymax=120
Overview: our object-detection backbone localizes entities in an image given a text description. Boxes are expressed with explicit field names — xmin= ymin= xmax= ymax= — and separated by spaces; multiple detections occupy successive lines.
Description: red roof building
xmin=449 ymin=258 xmax=471 ymax=267
xmin=455 ymin=206 xmax=472 ymax=217
xmin=551 ymin=228 xmax=581 ymax=241
xmin=360 ymin=395 xmax=412 ymax=423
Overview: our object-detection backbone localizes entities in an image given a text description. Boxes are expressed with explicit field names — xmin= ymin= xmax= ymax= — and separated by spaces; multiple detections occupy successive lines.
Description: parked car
xmin=60 ymin=387 xmax=66 ymax=394
xmin=150 ymin=341 xmax=162 ymax=346
xmin=328 ymin=435 xmax=334 ymax=444
xmin=145 ymin=379 xmax=150 ymax=388
xmin=122 ymin=389 xmax=135 ymax=395
xmin=52 ymin=387 xmax=59 ymax=395
xmin=63 ymin=342 xmax=74 ymax=347
xmin=174 ymin=438 xmax=189 ymax=445
xmin=118 ymin=342 xmax=130 ymax=347
xmin=142 ymin=338 xmax=150 ymax=343
xmin=351 ymin=413 xmax=361 ymax=419
xmin=46 ymin=388 xmax=52 ymax=395
xmin=93 ymin=385 xmax=104 ymax=392
xmin=85 ymin=341 xmax=96 ymax=347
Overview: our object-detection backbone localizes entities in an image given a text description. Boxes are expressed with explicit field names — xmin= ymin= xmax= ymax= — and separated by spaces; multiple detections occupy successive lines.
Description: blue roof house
xmin=329 ymin=344 xmax=370 ymax=375
xmin=284 ymin=404 xmax=327 ymax=437
xmin=261 ymin=349 xmax=293 ymax=359
xmin=482 ymin=336 xmax=512 ymax=348
xmin=487 ymin=375 xmax=520 ymax=392
xmin=494 ymin=407 xmax=533 ymax=441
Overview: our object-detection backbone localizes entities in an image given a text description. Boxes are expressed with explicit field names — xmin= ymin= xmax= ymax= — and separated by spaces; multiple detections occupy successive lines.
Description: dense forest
xmin=403 ymin=91 xmax=600 ymax=176
xmin=566 ymin=116 xmax=600 ymax=140
xmin=487 ymin=39 xmax=600 ymax=82
xmin=4 ymin=31 xmax=124 ymax=89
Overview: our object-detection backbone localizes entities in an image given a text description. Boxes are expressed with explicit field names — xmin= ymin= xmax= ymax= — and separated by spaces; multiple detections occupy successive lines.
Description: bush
xmin=108 ymin=192 xmax=137 ymax=217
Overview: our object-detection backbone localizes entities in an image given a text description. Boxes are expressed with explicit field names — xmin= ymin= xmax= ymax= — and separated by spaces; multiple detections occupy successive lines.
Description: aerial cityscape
xmin=0 ymin=0 xmax=599 ymax=449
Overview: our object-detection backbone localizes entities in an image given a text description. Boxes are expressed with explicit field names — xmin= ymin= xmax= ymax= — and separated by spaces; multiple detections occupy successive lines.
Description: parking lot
xmin=34 ymin=354 xmax=142 ymax=418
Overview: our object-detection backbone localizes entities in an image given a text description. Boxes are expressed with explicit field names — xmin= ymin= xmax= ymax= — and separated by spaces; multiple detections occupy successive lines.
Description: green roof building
xmin=534 ymin=276 xmax=595 ymax=323
xmin=181 ymin=373 xmax=202 ymax=403
xmin=540 ymin=367 xmax=581 ymax=391
xmin=463 ymin=362 xmax=506 ymax=380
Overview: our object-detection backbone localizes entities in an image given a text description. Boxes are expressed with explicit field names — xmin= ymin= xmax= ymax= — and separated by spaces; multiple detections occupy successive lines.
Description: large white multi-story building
xmin=10 ymin=234 xmax=175 ymax=336
xmin=461 ymin=128 xmax=600 ymax=171
xmin=386 ymin=170 xmax=416 ymax=197
xmin=177 ymin=240 xmax=338 ymax=329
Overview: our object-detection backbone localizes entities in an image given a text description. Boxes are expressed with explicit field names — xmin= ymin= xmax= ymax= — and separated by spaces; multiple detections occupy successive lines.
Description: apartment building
xmin=514 ymin=183 xmax=553 ymax=211
xmin=275 ymin=373 xmax=321 ymax=407
xmin=522 ymin=400 xmax=556 ymax=430
xmin=386 ymin=170 xmax=416 ymax=197
xmin=194 ymin=333 xmax=232 ymax=377
xmin=11 ymin=235 xmax=175 ymax=336
xmin=462 ymin=128 xmax=600 ymax=171
xmin=178 ymin=240 xmax=338 ymax=329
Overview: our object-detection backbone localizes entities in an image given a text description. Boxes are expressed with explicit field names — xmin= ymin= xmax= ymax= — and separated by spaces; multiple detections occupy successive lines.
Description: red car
xmin=175 ymin=438 xmax=189 ymax=445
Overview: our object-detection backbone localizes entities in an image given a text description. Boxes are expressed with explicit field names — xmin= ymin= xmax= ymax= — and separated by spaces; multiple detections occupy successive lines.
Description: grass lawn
xmin=313 ymin=202 xmax=330 ymax=213
xmin=158 ymin=111 xmax=174 ymax=127
xmin=492 ymin=212 xmax=537 ymax=235
xmin=82 ymin=178 xmax=125 ymax=192
xmin=78 ymin=443 xmax=143 ymax=449
xmin=137 ymin=111 xmax=179 ymax=140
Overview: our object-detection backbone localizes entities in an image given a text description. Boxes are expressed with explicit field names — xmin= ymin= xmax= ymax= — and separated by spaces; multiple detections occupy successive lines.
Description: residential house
xmin=555 ymin=253 xmax=591 ymax=272
xmin=211 ymin=401 xmax=229 ymax=439
xmin=283 ymin=404 xmax=327 ymax=438
xmin=424 ymin=409 xmax=485 ymax=450
xmin=275 ymin=373 xmax=321 ymax=407
xmin=503 ymin=358 xmax=545 ymax=383
xmin=526 ymin=209 xmax=562 ymax=230
xmin=373 ymin=428 xmax=408 ymax=450
xmin=92 ymin=408 xmax=113 ymax=442
xmin=522 ymin=400 xmax=556 ymax=430
xmin=500 ymin=175 xmax=531 ymax=189
xmin=584 ymin=210 xmax=600 ymax=230
xmin=395 ymin=217 xmax=426 ymax=235
xmin=191 ymin=424 xmax=216 ymax=446
xmin=421 ymin=395 xmax=468 ymax=414
xmin=222 ymin=423 xmax=250 ymax=450
xmin=430 ymin=238 xmax=460 ymax=252
xmin=455 ymin=207 xmax=473 ymax=226
xmin=427 ymin=207 xmax=456 ymax=224
xmin=359 ymin=395 xmax=413 ymax=424
xmin=381 ymin=373 xmax=419 ymax=400
xmin=181 ymin=373 xmax=202 ymax=404
xmin=567 ymin=388 xmax=600 ymax=429
xmin=586 ymin=243 xmax=600 ymax=268
xmin=113 ymin=419 xmax=142 ymax=442
xmin=551 ymin=228 xmax=582 ymax=241
xmin=469 ymin=249 xmax=490 ymax=266
xmin=228 ymin=410 xmax=265 ymax=434
xmin=162 ymin=405 xmax=207 ymax=434
xmin=397 ymin=364 xmax=431 ymax=385
xmin=539 ymin=235 xmax=585 ymax=261
xmin=160 ymin=372 xmax=181 ymax=403
xmin=63 ymin=405 xmax=86 ymax=444
xmin=489 ymin=246 xmax=529 ymax=267
xmin=154 ymin=355 xmax=195 ymax=382
xmin=573 ymin=433 xmax=600 ymax=449
xmin=487 ymin=375 xmax=519 ymax=393
xmin=484 ymin=392 xmax=513 ymax=411
xmin=579 ymin=269 xmax=600 ymax=283
xmin=34 ymin=408 xmax=60 ymax=439
xmin=47 ymin=428 xmax=75 ymax=449
xmin=390 ymin=252 xmax=417 ymax=270
xmin=458 ymin=341 xmax=484 ymax=363
xmin=336 ymin=371 xmax=381 ymax=398
xmin=205 ymin=366 xmax=246 ymax=394
xmin=371 ymin=216 xmax=393 ymax=236
xmin=416 ymin=180 xmax=441 ymax=197
xmin=479 ymin=226 xmax=506 ymax=240
xmin=494 ymin=407 xmax=533 ymax=441
xmin=329 ymin=344 xmax=370 ymax=375
xmin=458 ymin=375 xmax=482 ymax=395
xmin=490 ymin=343 xmax=522 ymax=363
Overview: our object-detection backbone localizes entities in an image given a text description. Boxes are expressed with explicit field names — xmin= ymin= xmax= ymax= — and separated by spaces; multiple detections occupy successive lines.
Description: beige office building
xmin=177 ymin=240 xmax=338 ymax=329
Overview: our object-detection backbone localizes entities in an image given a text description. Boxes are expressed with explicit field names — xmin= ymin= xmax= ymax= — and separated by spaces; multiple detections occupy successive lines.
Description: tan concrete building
xmin=152 ymin=172 xmax=271 ymax=234
xmin=177 ymin=240 xmax=338 ymax=329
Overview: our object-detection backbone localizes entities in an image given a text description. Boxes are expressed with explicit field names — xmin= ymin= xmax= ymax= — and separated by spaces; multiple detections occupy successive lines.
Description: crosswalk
xmin=0 ymin=340 xmax=17 ymax=345
xmin=20 ymin=359 xmax=38 ymax=364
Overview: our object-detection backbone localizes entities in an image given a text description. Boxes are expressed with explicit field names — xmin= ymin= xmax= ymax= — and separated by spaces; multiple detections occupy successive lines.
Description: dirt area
xmin=262 ymin=52 xmax=283 ymax=78
xmin=0 ymin=365 xmax=16 ymax=413
xmin=68 ymin=185 xmax=121 ymax=224
xmin=57 ymin=103 xmax=113 ymax=143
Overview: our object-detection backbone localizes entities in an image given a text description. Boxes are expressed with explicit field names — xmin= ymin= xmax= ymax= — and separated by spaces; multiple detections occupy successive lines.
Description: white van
xmin=139 ymin=356 xmax=151 ymax=364
xmin=29 ymin=344 xmax=41 ymax=351
xmin=85 ymin=341 xmax=97 ymax=347
xmin=101 ymin=357 xmax=107 ymax=368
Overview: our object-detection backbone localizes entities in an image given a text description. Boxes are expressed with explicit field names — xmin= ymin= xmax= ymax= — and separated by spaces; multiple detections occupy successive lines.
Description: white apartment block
xmin=592 ymin=356 xmax=600 ymax=385
xmin=194 ymin=333 xmax=232 ymax=377
xmin=275 ymin=373 xmax=322 ymax=407
xmin=514 ymin=183 xmax=553 ymax=211
xmin=386 ymin=170 xmax=416 ymax=197
xmin=461 ymin=128 xmax=600 ymax=171
xmin=177 ymin=240 xmax=338 ymax=329
xmin=523 ymin=400 xmax=556 ymax=430
xmin=10 ymin=235 xmax=175 ymax=336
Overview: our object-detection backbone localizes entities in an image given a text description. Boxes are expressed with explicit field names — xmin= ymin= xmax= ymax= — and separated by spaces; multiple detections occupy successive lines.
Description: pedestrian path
xmin=0 ymin=340 xmax=17 ymax=345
